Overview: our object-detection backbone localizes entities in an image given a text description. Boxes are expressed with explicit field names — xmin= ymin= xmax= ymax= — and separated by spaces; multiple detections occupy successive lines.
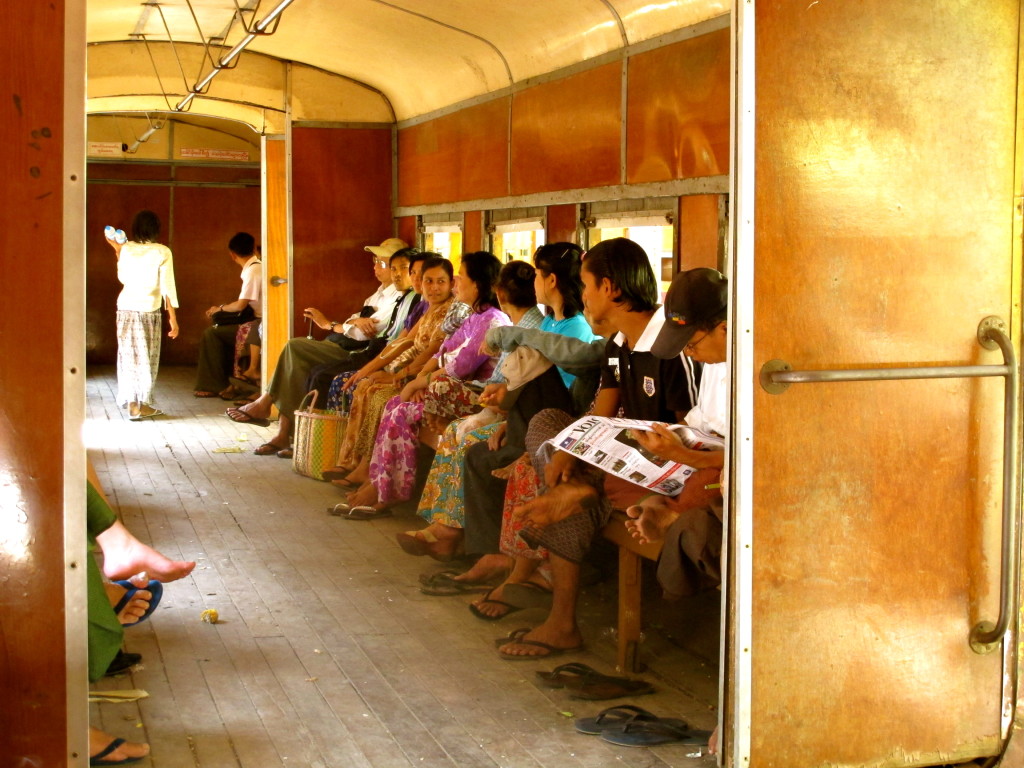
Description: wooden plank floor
xmin=88 ymin=365 xmax=720 ymax=768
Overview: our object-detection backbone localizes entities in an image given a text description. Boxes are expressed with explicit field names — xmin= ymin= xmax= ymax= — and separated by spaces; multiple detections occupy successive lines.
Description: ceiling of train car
xmin=86 ymin=0 xmax=729 ymax=127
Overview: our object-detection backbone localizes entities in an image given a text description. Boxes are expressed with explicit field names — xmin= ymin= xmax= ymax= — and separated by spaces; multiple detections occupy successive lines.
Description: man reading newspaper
xmin=496 ymin=240 xmax=704 ymax=660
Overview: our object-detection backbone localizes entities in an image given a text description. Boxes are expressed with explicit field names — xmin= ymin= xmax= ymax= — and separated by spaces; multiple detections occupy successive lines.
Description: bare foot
xmin=455 ymin=553 xmax=512 ymax=583
xmin=97 ymin=521 xmax=196 ymax=583
xmin=234 ymin=393 xmax=273 ymax=420
xmin=624 ymin=498 xmax=679 ymax=545
xmin=89 ymin=727 xmax=150 ymax=763
xmin=470 ymin=584 xmax=518 ymax=619
xmin=514 ymin=480 xmax=599 ymax=532
xmin=497 ymin=621 xmax=583 ymax=658
xmin=104 ymin=573 xmax=151 ymax=624
xmin=346 ymin=482 xmax=378 ymax=508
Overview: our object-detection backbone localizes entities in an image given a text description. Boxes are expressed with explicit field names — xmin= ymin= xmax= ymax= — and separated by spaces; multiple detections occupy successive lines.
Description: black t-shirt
xmin=600 ymin=332 xmax=700 ymax=421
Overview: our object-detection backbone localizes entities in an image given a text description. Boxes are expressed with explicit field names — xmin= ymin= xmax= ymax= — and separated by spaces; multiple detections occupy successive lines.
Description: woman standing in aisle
xmin=105 ymin=209 xmax=179 ymax=419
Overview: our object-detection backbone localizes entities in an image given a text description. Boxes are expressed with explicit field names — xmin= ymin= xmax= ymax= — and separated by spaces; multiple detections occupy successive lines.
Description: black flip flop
xmin=226 ymin=408 xmax=271 ymax=428
xmin=468 ymin=588 xmax=522 ymax=621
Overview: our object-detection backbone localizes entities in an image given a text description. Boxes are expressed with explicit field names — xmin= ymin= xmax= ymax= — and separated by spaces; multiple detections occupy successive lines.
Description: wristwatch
xmin=328 ymin=320 xmax=340 ymax=331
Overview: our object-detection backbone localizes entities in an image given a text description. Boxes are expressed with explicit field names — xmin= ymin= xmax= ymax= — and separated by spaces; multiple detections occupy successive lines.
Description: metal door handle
xmin=270 ymin=275 xmax=288 ymax=286
xmin=760 ymin=316 xmax=1019 ymax=654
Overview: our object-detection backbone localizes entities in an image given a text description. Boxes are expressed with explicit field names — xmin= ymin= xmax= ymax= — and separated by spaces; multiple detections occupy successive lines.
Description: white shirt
xmin=341 ymin=283 xmax=400 ymax=341
xmin=116 ymin=241 xmax=178 ymax=312
xmin=685 ymin=361 xmax=727 ymax=438
xmin=238 ymin=255 xmax=262 ymax=318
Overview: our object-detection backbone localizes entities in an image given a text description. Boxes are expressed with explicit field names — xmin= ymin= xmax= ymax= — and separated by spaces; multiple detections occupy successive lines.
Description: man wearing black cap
xmin=498 ymin=239 xmax=702 ymax=660
xmin=626 ymin=267 xmax=729 ymax=598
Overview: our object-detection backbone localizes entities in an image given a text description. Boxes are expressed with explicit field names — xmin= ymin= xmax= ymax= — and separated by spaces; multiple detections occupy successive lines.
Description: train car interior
xmin=2 ymin=1 xmax=1023 ymax=766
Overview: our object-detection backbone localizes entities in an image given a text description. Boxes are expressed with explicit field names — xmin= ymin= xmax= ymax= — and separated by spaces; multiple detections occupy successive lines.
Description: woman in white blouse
xmin=105 ymin=210 xmax=179 ymax=419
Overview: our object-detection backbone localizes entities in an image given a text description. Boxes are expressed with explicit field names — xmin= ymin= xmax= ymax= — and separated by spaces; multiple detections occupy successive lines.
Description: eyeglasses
xmin=684 ymin=330 xmax=710 ymax=354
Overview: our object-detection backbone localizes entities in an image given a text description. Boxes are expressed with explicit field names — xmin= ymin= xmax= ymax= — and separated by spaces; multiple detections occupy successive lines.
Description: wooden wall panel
xmin=174 ymin=165 xmax=261 ymax=184
xmin=627 ymin=29 xmax=730 ymax=183
xmin=398 ymin=98 xmax=509 ymax=207
xmin=464 ymin=210 xmax=484 ymax=252
xmin=85 ymin=177 xmax=261 ymax=366
xmin=292 ymin=127 xmax=394 ymax=326
xmin=397 ymin=215 xmax=418 ymax=248
xmin=511 ymin=64 xmax=622 ymax=195
xmin=678 ymin=195 xmax=721 ymax=271
xmin=0 ymin=0 xmax=70 ymax=762
xmin=169 ymin=185 xmax=262 ymax=365
xmin=546 ymin=204 xmax=579 ymax=244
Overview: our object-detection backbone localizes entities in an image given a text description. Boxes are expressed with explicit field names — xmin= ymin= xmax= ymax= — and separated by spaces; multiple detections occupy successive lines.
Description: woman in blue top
xmin=534 ymin=243 xmax=597 ymax=387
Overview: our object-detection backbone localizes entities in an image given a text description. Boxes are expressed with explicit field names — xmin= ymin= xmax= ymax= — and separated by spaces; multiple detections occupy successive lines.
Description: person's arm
xmin=165 ymin=301 xmax=179 ymax=339
xmin=633 ymin=423 xmax=725 ymax=469
xmin=205 ymin=297 xmax=250 ymax=318
xmin=544 ymin=387 xmax=620 ymax=487
xmin=484 ymin=326 xmax=605 ymax=375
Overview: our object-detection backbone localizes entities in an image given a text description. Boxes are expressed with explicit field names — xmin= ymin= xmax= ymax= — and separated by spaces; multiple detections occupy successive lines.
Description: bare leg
xmin=455 ymin=553 xmax=513 ymax=584
xmin=242 ymin=344 xmax=261 ymax=379
xmin=90 ymin=727 xmax=149 ymax=763
xmin=497 ymin=553 xmax=582 ymax=657
xmin=96 ymin=520 xmax=195 ymax=583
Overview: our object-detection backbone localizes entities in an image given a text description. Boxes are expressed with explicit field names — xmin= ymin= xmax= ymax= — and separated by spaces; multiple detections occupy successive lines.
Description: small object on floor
xmin=468 ymin=587 xmax=522 ymax=621
xmin=343 ymin=505 xmax=393 ymax=520
xmin=89 ymin=738 xmax=146 ymax=766
xmin=276 ymin=448 xmax=293 ymax=459
xmin=113 ymin=579 xmax=163 ymax=627
xmin=502 ymin=580 xmax=553 ymax=610
xmin=254 ymin=442 xmax=286 ymax=455
xmin=226 ymin=408 xmax=271 ymax=427
xmin=89 ymin=689 xmax=150 ymax=704
xmin=212 ymin=446 xmax=244 ymax=454
xmin=104 ymin=649 xmax=142 ymax=677
xmin=193 ymin=391 xmax=217 ymax=398
xmin=600 ymin=720 xmax=712 ymax=748
xmin=201 ymin=608 xmax=220 ymax=623
xmin=575 ymin=705 xmax=684 ymax=735
xmin=536 ymin=662 xmax=656 ymax=700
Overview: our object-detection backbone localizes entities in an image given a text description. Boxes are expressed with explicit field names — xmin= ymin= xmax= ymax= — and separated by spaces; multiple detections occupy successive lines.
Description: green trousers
xmin=87 ymin=482 xmax=124 ymax=682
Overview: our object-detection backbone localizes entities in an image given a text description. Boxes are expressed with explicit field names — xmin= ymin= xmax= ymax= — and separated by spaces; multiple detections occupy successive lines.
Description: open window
xmin=584 ymin=199 xmax=675 ymax=294
xmin=419 ymin=213 xmax=464 ymax=270
xmin=487 ymin=207 xmax=546 ymax=263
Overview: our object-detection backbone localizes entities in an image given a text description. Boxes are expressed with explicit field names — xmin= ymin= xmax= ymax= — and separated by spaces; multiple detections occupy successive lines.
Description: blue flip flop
xmin=112 ymin=579 xmax=163 ymax=627
xmin=90 ymin=737 xmax=145 ymax=765
xmin=599 ymin=719 xmax=712 ymax=747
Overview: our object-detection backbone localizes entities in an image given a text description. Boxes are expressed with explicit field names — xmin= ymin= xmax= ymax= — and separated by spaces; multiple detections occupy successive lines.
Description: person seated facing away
xmin=193 ymin=231 xmax=262 ymax=399
xmin=623 ymin=268 xmax=728 ymax=599
xmin=495 ymin=237 xmax=700 ymax=660
xmin=226 ymin=239 xmax=411 ymax=455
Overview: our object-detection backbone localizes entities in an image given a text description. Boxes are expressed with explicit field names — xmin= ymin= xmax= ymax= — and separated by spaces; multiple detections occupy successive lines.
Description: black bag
xmin=211 ymin=304 xmax=256 ymax=326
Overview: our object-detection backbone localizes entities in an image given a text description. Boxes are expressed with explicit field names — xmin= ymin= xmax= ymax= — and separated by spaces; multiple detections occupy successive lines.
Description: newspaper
xmin=548 ymin=416 xmax=724 ymax=496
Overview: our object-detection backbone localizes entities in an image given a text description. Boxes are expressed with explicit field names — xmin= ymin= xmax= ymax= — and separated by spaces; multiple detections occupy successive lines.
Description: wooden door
xmin=728 ymin=1 xmax=1022 ymax=765
xmin=262 ymin=134 xmax=292 ymax=384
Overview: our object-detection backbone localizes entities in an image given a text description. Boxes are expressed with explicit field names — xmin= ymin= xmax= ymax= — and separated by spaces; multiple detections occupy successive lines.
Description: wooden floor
xmin=88 ymin=365 xmax=720 ymax=768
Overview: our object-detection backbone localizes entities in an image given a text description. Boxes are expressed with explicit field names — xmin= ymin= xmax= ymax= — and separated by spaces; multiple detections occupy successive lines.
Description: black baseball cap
xmin=651 ymin=268 xmax=728 ymax=359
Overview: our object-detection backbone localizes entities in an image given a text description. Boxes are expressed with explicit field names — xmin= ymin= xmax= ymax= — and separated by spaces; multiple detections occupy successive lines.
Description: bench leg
xmin=617 ymin=546 xmax=643 ymax=673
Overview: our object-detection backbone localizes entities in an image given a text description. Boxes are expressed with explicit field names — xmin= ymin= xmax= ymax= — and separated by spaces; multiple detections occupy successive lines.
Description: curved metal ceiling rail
xmin=596 ymin=0 xmax=628 ymax=45
xmin=176 ymin=0 xmax=297 ymax=112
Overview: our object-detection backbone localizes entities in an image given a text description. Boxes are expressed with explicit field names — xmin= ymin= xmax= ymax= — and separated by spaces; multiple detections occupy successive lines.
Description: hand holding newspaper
xmin=547 ymin=416 xmax=724 ymax=496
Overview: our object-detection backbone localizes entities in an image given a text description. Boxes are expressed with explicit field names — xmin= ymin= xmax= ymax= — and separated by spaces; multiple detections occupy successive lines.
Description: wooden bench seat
xmin=601 ymin=511 xmax=662 ymax=672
